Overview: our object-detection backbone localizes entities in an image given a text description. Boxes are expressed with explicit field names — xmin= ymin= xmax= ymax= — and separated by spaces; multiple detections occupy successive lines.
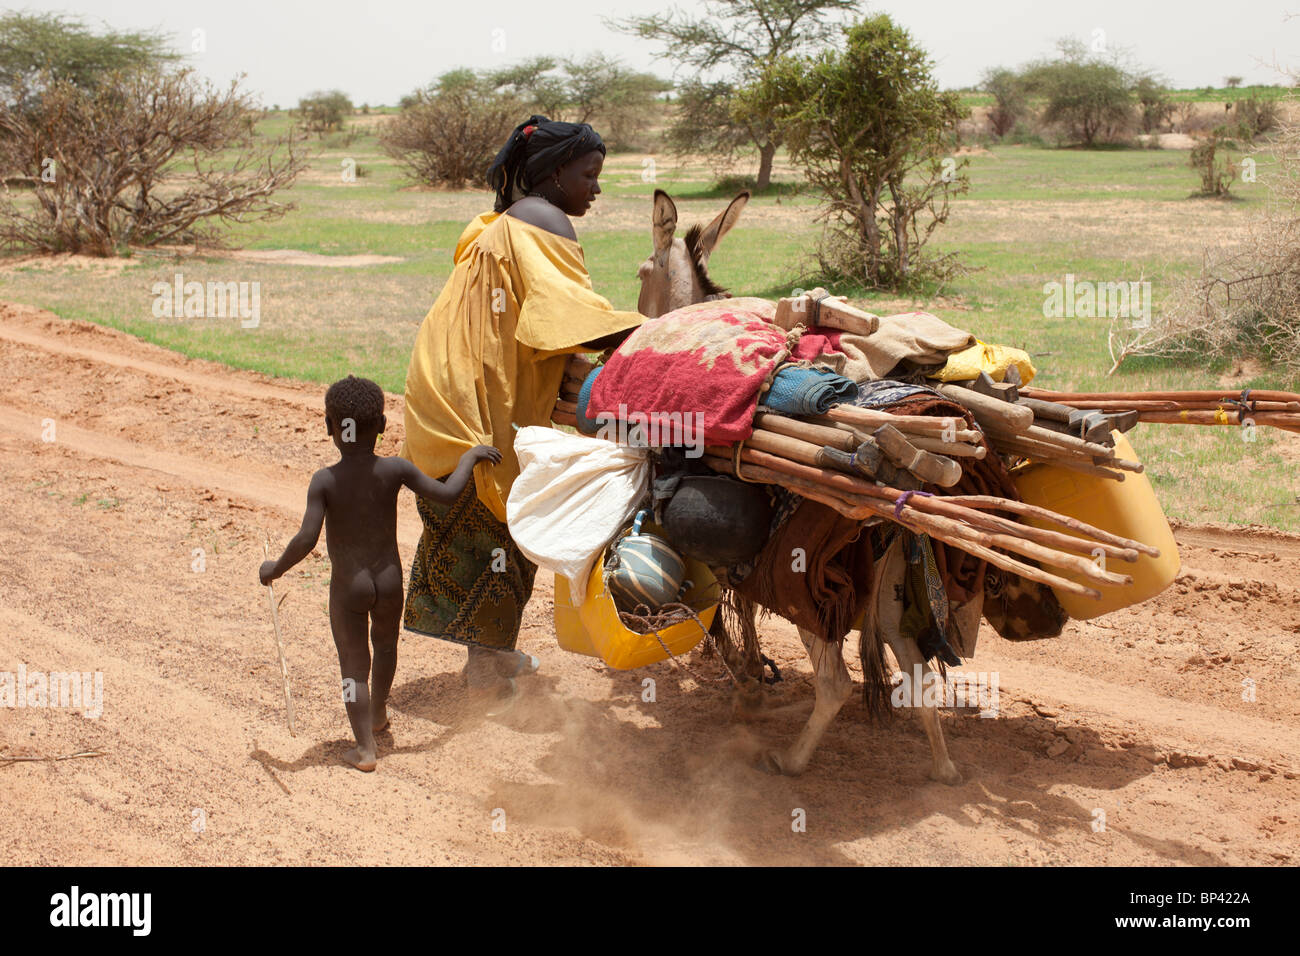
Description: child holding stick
xmin=260 ymin=375 xmax=500 ymax=771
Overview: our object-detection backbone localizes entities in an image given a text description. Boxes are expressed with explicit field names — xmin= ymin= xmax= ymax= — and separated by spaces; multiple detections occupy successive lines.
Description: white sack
xmin=507 ymin=426 xmax=649 ymax=604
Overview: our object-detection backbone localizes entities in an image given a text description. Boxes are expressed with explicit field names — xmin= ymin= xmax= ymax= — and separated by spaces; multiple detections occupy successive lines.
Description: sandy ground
xmin=0 ymin=300 xmax=1297 ymax=866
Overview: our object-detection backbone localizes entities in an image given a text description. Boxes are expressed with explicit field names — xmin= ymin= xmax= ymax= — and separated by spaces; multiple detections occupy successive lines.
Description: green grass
xmin=2 ymin=118 xmax=1298 ymax=528
xmin=959 ymin=86 xmax=1292 ymax=112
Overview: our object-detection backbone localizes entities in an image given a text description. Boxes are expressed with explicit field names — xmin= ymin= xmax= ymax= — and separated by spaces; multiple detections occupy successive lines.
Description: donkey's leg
xmin=885 ymin=630 xmax=962 ymax=785
xmin=870 ymin=535 xmax=962 ymax=786
xmin=761 ymin=627 xmax=853 ymax=776
xmin=709 ymin=608 xmax=765 ymax=719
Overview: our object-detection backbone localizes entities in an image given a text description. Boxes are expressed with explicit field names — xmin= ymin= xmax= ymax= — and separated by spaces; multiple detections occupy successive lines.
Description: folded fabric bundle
xmin=851 ymin=379 xmax=941 ymax=409
xmin=575 ymin=365 xmax=603 ymax=434
xmin=734 ymin=496 xmax=873 ymax=643
xmin=790 ymin=311 xmax=976 ymax=382
xmin=760 ymin=365 xmax=858 ymax=415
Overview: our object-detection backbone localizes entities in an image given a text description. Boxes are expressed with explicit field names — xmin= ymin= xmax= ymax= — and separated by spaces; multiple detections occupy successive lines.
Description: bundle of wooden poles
xmin=1019 ymin=387 xmax=1300 ymax=436
xmin=934 ymin=371 xmax=1144 ymax=482
xmin=554 ymin=355 xmax=1156 ymax=603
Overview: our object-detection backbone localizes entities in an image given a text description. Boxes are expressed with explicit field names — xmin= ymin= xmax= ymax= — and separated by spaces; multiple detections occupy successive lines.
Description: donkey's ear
xmin=651 ymin=189 xmax=677 ymax=267
xmin=694 ymin=190 xmax=749 ymax=266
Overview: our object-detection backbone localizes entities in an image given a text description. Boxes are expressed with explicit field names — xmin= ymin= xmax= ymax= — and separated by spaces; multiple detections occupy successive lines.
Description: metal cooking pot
xmin=661 ymin=474 xmax=773 ymax=567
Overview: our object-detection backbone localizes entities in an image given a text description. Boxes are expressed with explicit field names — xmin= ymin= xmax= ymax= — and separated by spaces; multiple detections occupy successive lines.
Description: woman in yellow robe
xmin=402 ymin=116 xmax=642 ymax=700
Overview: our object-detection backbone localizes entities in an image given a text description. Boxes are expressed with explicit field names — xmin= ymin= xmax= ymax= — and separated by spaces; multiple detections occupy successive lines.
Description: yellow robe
xmin=403 ymin=212 xmax=643 ymax=522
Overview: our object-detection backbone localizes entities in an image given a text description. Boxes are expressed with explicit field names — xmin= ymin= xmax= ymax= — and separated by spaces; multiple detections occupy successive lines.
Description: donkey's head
xmin=636 ymin=188 xmax=750 ymax=318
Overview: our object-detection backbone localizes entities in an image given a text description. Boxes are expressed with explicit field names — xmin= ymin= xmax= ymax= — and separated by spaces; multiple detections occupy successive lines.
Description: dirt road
xmin=1 ymin=301 xmax=1296 ymax=865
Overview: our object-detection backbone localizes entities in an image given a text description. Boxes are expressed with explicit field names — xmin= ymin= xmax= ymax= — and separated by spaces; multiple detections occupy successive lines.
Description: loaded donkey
xmin=628 ymin=188 xmax=1065 ymax=782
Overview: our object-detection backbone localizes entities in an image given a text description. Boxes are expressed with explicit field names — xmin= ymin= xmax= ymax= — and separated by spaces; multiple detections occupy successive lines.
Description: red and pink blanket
xmin=586 ymin=297 xmax=790 ymax=444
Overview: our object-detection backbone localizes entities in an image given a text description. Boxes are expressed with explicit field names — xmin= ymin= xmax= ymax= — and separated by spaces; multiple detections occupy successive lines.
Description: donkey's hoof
xmin=759 ymin=749 xmax=805 ymax=776
xmin=930 ymin=760 xmax=963 ymax=786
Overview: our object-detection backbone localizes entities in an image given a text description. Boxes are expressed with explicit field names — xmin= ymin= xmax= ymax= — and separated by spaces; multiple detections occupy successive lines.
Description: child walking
xmin=260 ymin=375 xmax=500 ymax=771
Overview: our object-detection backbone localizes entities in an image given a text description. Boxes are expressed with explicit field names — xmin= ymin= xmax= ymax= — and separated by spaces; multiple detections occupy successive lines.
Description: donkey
xmin=635 ymin=188 xmax=964 ymax=784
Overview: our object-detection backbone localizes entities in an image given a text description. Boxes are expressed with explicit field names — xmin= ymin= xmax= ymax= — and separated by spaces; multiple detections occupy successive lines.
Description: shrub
xmin=1022 ymin=52 xmax=1135 ymax=146
xmin=1232 ymin=94 xmax=1279 ymax=140
xmin=980 ymin=67 xmax=1027 ymax=139
xmin=0 ymin=67 xmax=306 ymax=256
xmin=1189 ymin=129 xmax=1237 ymax=196
xmin=1111 ymin=124 xmax=1300 ymax=375
xmin=379 ymin=71 xmax=519 ymax=188
xmin=1134 ymin=74 xmax=1174 ymax=133
xmin=769 ymin=13 xmax=969 ymax=290
xmin=298 ymin=90 xmax=352 ymax=135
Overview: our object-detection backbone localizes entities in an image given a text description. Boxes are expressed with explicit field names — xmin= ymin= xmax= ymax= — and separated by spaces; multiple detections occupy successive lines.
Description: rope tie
xmin=732 ymin=439 xmax=762 ymax=483
xmin=894 ymin=489 xmax=934 ymax=518
xmin=810 ymin=291 xmax=832 ymax=326
xmin=1224 ymin=388 xmax=1256 ymax=419
xmin=618 ymin=602 xmax=736 ymax=686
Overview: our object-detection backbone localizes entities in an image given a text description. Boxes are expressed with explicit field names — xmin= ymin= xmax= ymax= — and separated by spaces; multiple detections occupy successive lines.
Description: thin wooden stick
xmin=821 ymin=404 xmax=963 ymax=436
xmin=754 ymin=411 xmax=859 ymax=451
xmin=1137 ymin=410 xmax=1300 ymax=428
xmin=1021 ymin=387 xmax=1300 ymax=404
xmin=1024 ymin=398 xmax=1300 ymax=413
xmin=0 ymin=749 xmax=106 ymax=765
xmin=907 ymin=434 xmax=987 ymax=459
xmin=940 ymin=495 xmax=1162 ymax=556
xmin=710 ymin=445 xmax=1119 ymax=589
xmin=703 ymin=453 xmax=1103 ymax=598
xmin=918 ymin=498 xmax=1140 ymax=563
xmin=1007 ymin=450 xmax=1127 ymax=482
xmin=983 ymin=421 xmax=1118 ymax=458
xmin=800 ymin=415 xmax=986 ymax=445
xmin=988 ymin=435 xmax=1130 ymax=479
xmin=263 ymin=539 xmax=297 ymax=737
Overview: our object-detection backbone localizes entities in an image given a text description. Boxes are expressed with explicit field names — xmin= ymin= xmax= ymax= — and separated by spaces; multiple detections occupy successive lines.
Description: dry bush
xmin=379 ymin=74 xmax=519 ymax=188
xmin=1109 ymin=119 xmax=1300 ymax=376
xmin=1173 ymin=102 xmax=1219 ymax=136
xmin=0 ymin=68 xmax=306 ymax=256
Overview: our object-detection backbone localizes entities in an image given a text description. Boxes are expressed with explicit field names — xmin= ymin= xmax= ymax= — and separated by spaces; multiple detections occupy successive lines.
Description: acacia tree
xmin=1021 ymin=41 xmax=1135 ymax=146
xmin=486 ymin=54 xmax=668 ymax=151
xmin=0 ymin=11 xmax=178 ymax=101
xmin=609 ymin=0 xmax=859 ymax=190
xmin=297 ymin=90 xmax=352 ymax=135
xmin=0 ymin=68 xmax=306 ymax=256
xmin=768 ymin=14 xmax=968 ymax=289
xmin=1133 ymin=73 xmax=1174 ymax=133
xmin=980 ymin=67 xmax=1028 ymax=139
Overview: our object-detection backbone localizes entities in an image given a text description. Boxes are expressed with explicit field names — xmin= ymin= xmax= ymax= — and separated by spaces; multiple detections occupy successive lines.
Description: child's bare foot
xmin=373 ymin=705 xmax=389 ymax=733
xmin=344 ymin=747 xmax=377 ymax=772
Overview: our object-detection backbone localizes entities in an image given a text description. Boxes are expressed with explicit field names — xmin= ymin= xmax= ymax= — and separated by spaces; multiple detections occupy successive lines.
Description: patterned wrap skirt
xmin=403 ymin=480 xmax=538 ymax=650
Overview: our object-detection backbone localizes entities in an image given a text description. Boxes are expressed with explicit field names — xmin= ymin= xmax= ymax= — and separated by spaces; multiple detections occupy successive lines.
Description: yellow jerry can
xmin=1011 ymin=431 xmax=1181 ymax=620
xmin=554 ymin=531 xmax=720 ymax=669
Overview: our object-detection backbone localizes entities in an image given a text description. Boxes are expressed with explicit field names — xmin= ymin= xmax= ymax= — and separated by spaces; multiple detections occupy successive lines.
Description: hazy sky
xmin=18 ymin=1 xmax=1298 ymax=105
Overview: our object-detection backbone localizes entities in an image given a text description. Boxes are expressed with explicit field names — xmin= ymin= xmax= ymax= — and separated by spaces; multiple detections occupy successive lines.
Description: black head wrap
xmin=488 ymin=115 xmax=606 ymax=213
